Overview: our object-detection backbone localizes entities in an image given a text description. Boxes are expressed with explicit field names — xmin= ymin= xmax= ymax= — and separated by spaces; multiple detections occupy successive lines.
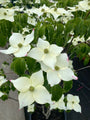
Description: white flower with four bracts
xmin=0 ymin=30 xmax=34 ymax=57
xmin=27 ymin=104 xmax=35 ymax=112
xmin=67 ymin=94 xmax=81 ymax=113
xmin=40 ymin=53 xmax=78 ymax=86
xmin=50 ymin=95 xmax=66 ymax=110
xmin=28 ymin=38 xmax=63 ymax=69
xmin=11 ymin=70 xmax=51 ymax=109
xmin=0 ymin=8 xmax=14 ymax=22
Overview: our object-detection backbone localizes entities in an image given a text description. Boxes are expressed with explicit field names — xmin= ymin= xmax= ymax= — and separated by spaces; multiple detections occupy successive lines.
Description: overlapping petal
xmin=19 ymin=91 xmax=34 ymax=109
xmin=50 ymin=44 xmax=63 ymax=56
xmin=33 ymin=85 xmax=51 ymax=104
xmin=59 ymin=68 xmax=76 ymax=81
xmin=37 ymin=38 xmax=49 ymax=50
xmin=14 ymin=45 xmax=30 ymax=57
xmin=30 ymin=70 xmax=44 ymax=87
xmin=56 ymin=53 xmax=69 ymax=68
xmin=47 ymin=71 xmax=61 ymax=86
xmin=28 ymin=48 xmax=44 ymax=61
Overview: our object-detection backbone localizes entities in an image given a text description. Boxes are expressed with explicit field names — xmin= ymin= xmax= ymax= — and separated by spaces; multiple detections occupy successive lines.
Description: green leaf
xmin=25 ymin=57 xmax=41 ymax=75
xmin=0 ymin=20 xmax=12 ymax=47
xmin=11 ymin=58 xmax=26 ymax=76
xmin=51 ymin=84 xmax=62 ymax=101
xmin=63 ymin=81 xmax=73 ymax=93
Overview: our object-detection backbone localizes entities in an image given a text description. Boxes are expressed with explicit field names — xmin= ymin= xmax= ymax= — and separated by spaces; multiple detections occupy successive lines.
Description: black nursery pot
xmin=24 ymin=106 xmax=67 ymax=120
xmin=67 ymin=58 xmax=90 ymax=120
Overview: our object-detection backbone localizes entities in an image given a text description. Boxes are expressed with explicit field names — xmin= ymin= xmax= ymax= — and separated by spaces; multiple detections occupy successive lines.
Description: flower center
xmin=72 ymin=101 xmax=74 ymax=104
xmin=29 ymin=86 xmax=35 ymax=92
xmin=54 ymin=7 xmax=57 ymax=11
xmin=4 ymin=12 xmax=7 ymax=15
xmin=41 ymin=8 xmax=45 ymax=12
xmin=44 ymin=49 xmax=49 ymax=54
xmin=55 ymin=66 xmax=60 ymax=71
xmin=88 ymin=2 xmax=90 ymax=6
xmin=18 ymin=43 xmax=23 ymax=48
xmin=75 ymin=6 xmax=78 ymax=9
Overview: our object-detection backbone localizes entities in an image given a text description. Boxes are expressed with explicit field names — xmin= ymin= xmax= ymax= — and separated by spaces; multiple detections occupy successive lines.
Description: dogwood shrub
xmin=0 ymin=0 xmax=90 ymax=116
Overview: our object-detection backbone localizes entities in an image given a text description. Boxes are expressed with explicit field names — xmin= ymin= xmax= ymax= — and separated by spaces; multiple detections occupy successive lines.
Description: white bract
xmin=11 ymin=70 xmax=51 ymax=109
xmin=67 ymin=94 xmax=81 ymax=113
xmin=0 ymin=76 xmax=7 ymax=86
xmin=50 ymin=95 xmax=66 ymax=110
xmin=27 ymin=104 xmax=35 ymax=112
xmin=0 ymin=92 xmax=4 ymax=97
xmin=28 ymin=38 xmax=63 ymax=69
xmin=40 ymin=53 xmax=78 ymax=86
xmin=0 ymin=30 xmax=34 ymax=57
xmin=0 ymin=8 xmax=14 ymax=22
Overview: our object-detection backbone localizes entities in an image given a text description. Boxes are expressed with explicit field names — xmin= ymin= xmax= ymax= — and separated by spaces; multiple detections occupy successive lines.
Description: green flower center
xmin=18 ymin=43 xmax=23 ymax=48
xmin=4 ymin=12 xmax=7 ymax=15
xmin=75 ymin=6 xmax=78 ymax=9
xmin=72 ymin=101 xmax=74 ymax=104
xmin=88 ymin=2 xmax=90 ymax=5
xmin=55 ymin=66 xmax=60 ymax=71
xmin=29 ymin=86 xmax=35 ymax=92
xmin=44 ymin=49 xmax=49 ymax=54
xmin=41 ymin=8 xmax=45 ymax=12
xmin=54 ymin=7 xmax=57 ymax=11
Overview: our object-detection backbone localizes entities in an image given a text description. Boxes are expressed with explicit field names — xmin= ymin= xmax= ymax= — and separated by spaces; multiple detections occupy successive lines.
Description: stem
xmin=75 ymin=66 xmax=90 ymax=72
xmin=42 ymin=105 xmax=51 ymax=119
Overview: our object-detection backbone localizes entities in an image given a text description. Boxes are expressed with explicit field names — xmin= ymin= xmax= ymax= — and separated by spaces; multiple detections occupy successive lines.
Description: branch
xmin=75 ymin=66 xmax=90 ymax=72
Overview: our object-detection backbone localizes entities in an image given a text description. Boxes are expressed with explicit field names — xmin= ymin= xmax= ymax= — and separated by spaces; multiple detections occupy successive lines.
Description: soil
xmin=32 ymin=104 xmax=65 ymax=120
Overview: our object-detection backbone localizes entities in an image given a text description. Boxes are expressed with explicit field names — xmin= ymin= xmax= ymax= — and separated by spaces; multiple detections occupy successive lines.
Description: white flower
xmin=27 ymin=16 xmax=37 ymax=26
xmin=35 ymin=0 xmax=40 ymax=4
xmin=28 ymin=38 xmax=63 ymax=69
xmin=77 ymin=0 xmax=90 ymax=12
xmin=40 ymin=53 xmax=77 ymax=86
xmin=68 ymin=0 xmax=90 ymax=12
xmin=50 ymin=95 xmax=66 ymax=110
xmin=11 ymin=71 xmax=51 ymax=109
xmin=30 ymin=5 xmax=50 ymax=17
xmin=72 ymin=36 xmax=85 ymax=46
xmin=0 ymin=76 xmax=7 ymax=86
xmin=0 ymin=8 xmax=14 ymax=22
xmin=67 ymin=94 xmax=81 ymax=113
xmin=48 ymin=8 xmax=73 ymax=20
xmin=22 ymin=27 xmax=30 ymax=34
xmin=0 ymin=30 xmax=34 ymax=57
xmin=27 ymin=104 xmax=34 ymax=112
xmin=0 ymin=91 xmax=4 ymax=97
xmin=0 ymin=0 xmax=10 ymax=6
